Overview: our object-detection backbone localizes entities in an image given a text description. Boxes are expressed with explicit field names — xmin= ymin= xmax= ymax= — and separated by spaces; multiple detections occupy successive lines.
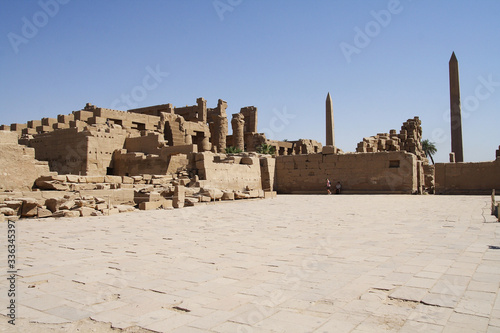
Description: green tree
xmin=225 ymin=146 xmax=242 ymax=154
xmin=422 ymin=139 xmax=437 ymax=164
xmin=256 ymin=143 xmax=276 ymax=155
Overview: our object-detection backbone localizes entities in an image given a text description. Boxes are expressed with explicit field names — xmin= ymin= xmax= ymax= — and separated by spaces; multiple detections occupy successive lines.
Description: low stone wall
xmin=113 ymin=145 xmax=197 ymax=176
xmin=435 ymin=160 xmax=500 ymax=194
xmin=0 ymin=131 xmax=52 ymax=191
xmin=275 ymin=151 xmax=419 ymax=194
xmin=195 ymin=152 xmax=268 ymax=192
xmin=29 ymin=126 xmax=128 ymax=176
xmin=124 ymin=132 xmax=164 ymax=155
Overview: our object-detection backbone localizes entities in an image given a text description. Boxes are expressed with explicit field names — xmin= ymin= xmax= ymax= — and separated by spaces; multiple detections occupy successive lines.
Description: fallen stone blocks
xmin=4 ymin=166 xmax=277 ymax=219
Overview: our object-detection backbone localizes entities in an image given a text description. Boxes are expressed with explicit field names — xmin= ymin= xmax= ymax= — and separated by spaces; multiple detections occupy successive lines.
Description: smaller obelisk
xmin=326 ymin=92 xmax=335 ymax=146
xmin=449 ymin=52 xmax=464 ymax=162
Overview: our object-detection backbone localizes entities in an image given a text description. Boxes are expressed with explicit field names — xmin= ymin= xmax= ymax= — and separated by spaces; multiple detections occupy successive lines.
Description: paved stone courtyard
xmin=1 ymin=195 xmax=499 ymax=332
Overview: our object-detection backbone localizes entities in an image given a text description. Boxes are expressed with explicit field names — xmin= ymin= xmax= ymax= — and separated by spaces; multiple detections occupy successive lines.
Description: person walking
xmin=326 ymin=178 xmax=332 ymax=195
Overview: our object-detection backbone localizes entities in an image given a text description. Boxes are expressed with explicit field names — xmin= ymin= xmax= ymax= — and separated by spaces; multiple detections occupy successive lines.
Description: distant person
xmin=326 ymin=178 xmax=331 ymax=195
xmin=335 ymin=181 xmax=342 ymax=194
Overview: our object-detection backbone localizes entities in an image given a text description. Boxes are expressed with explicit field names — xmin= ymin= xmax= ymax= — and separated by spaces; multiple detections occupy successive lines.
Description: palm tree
xmin=225 ymin=146 xmax=242 ymax=154
xmin=256 ymin=143 xmax=276 ymax=155
xmin=422 ymin=139 xmax=437 ymax=164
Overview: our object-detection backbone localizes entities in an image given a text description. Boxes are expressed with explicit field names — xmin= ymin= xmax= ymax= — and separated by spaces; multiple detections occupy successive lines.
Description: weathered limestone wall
xmin=30 ymin=126 xmax=128 ymax=176
xmin=30 ymin=128 xmax=90 ymax=175
xmin=172 ymin=97 xmax=207 ymax=123
xmin=275 ymin=151 xmax=418 ymax=194
xmin=128 ymin=103 xmax=174 ymax=117
xmin=113 ymin=150 xmax=169 ymax=176
xmin=0 ymin=131 xmax=52 ymax=191
xmin=113 ymin=145 xmax=196 ymax=176
xmin=195 ymin=152 xmax=264 ymax=192
xmin=435 ymin=160 xmax=500 ymax=194
xmin=93 ymin=107 xmax=160 ymax=131
xmin=86 ymin=127 xmax=129 ymax=175
xmin=125 ymin=133 xmax=164 ymax=155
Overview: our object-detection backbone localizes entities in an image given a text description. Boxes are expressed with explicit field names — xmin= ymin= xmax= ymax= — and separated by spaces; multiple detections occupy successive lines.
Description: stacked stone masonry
xmin=356 ymin=117 xmax=427 ymax=162
xmin=435 ymin=147 xmax=500 ymax=194
xmin=275 ymin=151 xmax=420 ymax=194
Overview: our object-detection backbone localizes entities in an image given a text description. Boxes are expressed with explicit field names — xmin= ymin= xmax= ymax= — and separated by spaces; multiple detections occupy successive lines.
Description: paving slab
xmin=0 ymin=195 xmax=499 ymax=332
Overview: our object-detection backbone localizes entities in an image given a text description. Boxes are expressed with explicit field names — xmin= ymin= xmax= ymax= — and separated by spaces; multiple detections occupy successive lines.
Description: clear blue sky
xmin=1 ymin=0 xmax=499 ymax=162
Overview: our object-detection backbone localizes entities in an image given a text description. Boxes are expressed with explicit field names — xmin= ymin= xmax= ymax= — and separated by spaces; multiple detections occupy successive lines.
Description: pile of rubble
xmin=355 ymin=117 xmax=427 ymax=161
xmin=0 ymin=170 xmax=273 ymax=221
xmin=0 ymin=194 xmax=135 ymax=220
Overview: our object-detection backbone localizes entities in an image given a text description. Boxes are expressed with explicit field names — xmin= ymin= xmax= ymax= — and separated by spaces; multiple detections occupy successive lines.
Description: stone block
xmin=66 ymin=175 xmax=80 ymax=183
xmin=139 ymin=199 xmax=172 ymax=210
xmin=240 ymin=157 xmax=254 ymax=165
xmin=0 ymin=207 xmax=16 ymax=216
xmin=86 ymin=176 xmax=105 ymax=183
xmin=322 ymin=145 xmax=337 ymax=155
xmin=53 ymin=210 xmax=80 ymax=218
xmin=116 ymin=205 xmax=135 ymax=213
xmin=35 ymin=180 xmax=69 ymax=191
xmin=199 ymin=195 xmax=211 ymax=202
xmin=122 ymin=176 xmax=134 ymax=184
xmin=234 ymin=191 xmax=251 ymax=199
xmin=45 ymin=198 xmax=67 ymax=213
xmin=134 ymin=191 xmax=161 ymax=204
xmin=151 ymin=178 xmax=168 ymax=185
xmin=27 ymin=120 xmax=42 ymax=128
xmin=75 ymin=199 xmax=96 ymax=208
xmin=245 ymin=190 xmax=260 ymax=198
xmin=10 ymin=124 xmax=27 ymax=131
xmin=22 ymin=128 xmax=37 ymax=135
xmin=36 ymin=125 xmax=53 ymax=133
xmin=201 ymin=188 xmax=223 ymax=200
xmin=101 ymin=208 xmax=120 ymax=215
xmin=59 ymin=200 xmax=76 ymax=210
xmin=104 ymin=175 xmax=122 ymax=183
xmin=264 ymin=191 xmax=277 ymax=199
xmin=132 ymin=176 xmax=144 ymax=183
xmin=95 ymin=203 xmax=108 ymax=210
xmin=184 ymin=197 xmax=198 ymax=206
xmin=53 ymin=123 xmax=69 ymax=130
xmin=172 ymin=187 xmax=185 ymax=208
xmin=37 ymin=207 xmax=53 ymax=218
xmin=222 ymin=191 xmax=235 ymax=200
xmin=19 ymin=198 xmax=40 ymax=217
xmin=57 ymin=114 xmax=74 ymax=123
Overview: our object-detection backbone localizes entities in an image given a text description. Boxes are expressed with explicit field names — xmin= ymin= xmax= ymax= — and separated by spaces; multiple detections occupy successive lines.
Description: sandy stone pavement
xmin=0 ymin=195 xmax=499 ymax=332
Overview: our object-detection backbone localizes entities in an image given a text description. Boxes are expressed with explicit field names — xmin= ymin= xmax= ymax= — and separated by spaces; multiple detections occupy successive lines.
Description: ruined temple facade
xmin=2 ymin=98 xmax=320 ymax=177
xmin=0 ymin=96 xmax=437 ymax=196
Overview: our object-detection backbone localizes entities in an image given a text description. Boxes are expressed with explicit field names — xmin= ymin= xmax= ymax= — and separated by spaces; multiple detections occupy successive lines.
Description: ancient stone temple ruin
xmin=1 ymin=91 xmax=498 ymax=221
xmin=0 ymin=97 xmax=319 ymax=220
xmin=275 ymin=116 xmax=434 ymax=194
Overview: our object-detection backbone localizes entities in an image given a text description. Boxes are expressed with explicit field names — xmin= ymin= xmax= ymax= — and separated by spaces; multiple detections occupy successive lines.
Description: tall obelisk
xmin=449 ymin=52 xmax=464 ymax=162
xmin=326 ymin=92 xmax=335 ymax=146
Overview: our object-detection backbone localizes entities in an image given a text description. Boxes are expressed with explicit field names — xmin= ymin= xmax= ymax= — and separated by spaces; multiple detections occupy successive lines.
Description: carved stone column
xmin=231 ymin=113 xmax=245 ymax=151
